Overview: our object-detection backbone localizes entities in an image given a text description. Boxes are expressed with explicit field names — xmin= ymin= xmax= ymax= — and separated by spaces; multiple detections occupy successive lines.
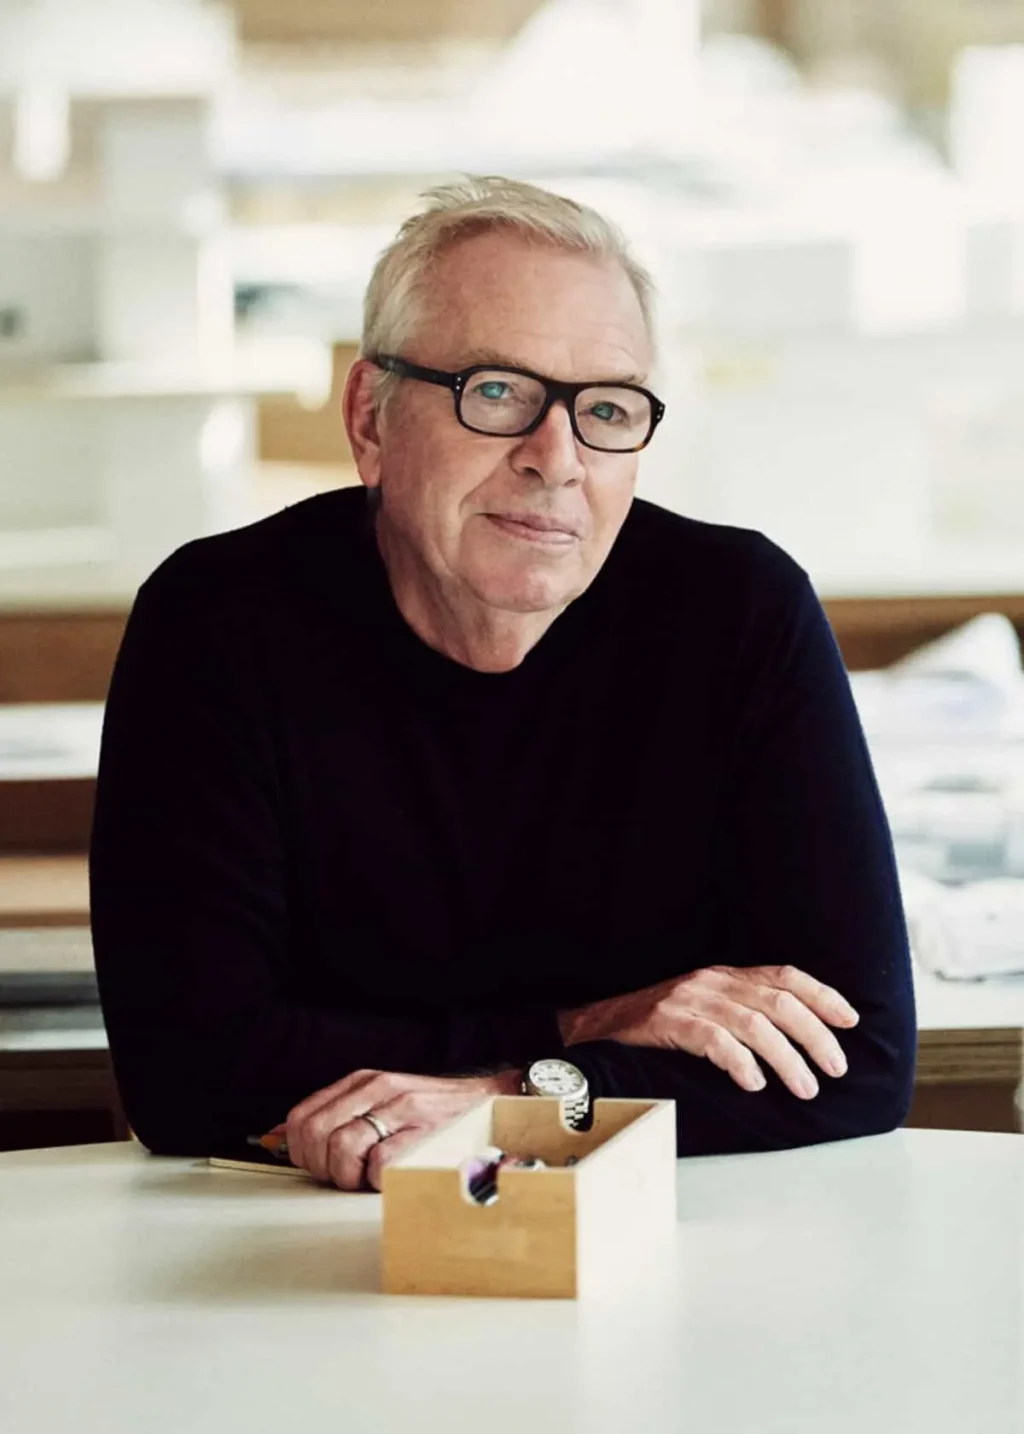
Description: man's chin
xmin=470 ymin=575 xmax=578 ymax=615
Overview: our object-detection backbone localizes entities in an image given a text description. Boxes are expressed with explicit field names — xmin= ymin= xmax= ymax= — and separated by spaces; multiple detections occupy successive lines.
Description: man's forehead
xmin=422 ymin=235 xmax=651 ymax=382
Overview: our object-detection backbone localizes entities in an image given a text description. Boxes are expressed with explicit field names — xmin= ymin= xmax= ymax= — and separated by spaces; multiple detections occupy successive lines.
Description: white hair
xmin=359 ymin=175 xmax=657 ymax=411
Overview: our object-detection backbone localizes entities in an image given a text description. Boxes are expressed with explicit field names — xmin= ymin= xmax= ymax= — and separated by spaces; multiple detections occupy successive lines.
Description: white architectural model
xmin=0 ymin=0 xmax=327 ymax=604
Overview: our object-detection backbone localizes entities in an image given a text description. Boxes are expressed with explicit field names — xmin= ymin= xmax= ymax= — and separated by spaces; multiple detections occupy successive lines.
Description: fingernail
xmin=798 ymin=1075 xmax=819 ymax=1099
xmin=826 ymin=1053 xmax=847 ymax=1077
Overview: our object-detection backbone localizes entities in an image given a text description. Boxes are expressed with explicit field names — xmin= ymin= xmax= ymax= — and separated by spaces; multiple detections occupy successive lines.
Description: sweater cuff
xmin=499 ymin=1004 xmax=568 ymax=1069
xmin=444 ymin=1004 xmax=567 ymax=1077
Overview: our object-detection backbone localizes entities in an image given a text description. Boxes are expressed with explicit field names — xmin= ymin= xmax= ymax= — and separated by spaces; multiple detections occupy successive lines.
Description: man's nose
xmin=511 ymin=400 xmax=586 ymax=485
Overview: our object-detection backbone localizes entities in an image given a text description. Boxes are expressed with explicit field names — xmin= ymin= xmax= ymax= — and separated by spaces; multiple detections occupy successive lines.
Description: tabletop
xmin=1 ymin=1130 xmax=1020 ymax=1434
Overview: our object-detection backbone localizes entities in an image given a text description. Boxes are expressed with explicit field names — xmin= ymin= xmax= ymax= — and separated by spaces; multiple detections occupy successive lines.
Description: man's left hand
xmin=275 ymin=1068 xmax=523 ymax=1191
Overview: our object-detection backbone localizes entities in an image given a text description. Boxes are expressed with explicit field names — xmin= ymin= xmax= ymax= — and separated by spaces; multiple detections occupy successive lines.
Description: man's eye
xmin=477 ymin=381 xmax=511 ymax=401
xmin=587 ymin=401 xmax=625 ymax=423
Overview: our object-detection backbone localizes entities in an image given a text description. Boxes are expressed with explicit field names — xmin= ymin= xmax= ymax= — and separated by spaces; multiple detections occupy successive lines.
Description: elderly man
xmin=90 ymin=177 xmax=916 ymax=1190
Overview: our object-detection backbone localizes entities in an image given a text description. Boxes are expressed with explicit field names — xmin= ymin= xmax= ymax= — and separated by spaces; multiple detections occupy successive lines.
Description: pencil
xmin=247 ymin=1132 xmax=290 ymax=1160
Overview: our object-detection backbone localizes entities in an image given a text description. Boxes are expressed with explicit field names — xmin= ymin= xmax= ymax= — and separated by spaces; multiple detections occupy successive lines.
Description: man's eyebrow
xmin=457 ymin=347 xmax=647 ymax=385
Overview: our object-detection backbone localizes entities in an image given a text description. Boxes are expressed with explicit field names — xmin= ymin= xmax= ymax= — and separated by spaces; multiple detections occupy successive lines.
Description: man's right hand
xmin=557 ymin=964 xmax=859 ymax=1101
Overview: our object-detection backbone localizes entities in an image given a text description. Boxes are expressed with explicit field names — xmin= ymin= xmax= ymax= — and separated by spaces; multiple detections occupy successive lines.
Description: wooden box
xmin=381 ymin=1096 xmax=677 ymax=1299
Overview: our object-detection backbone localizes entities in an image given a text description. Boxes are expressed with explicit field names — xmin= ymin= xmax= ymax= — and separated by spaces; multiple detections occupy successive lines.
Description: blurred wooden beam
xmin=824 ymin=592 xmax=1024 ymax=671
xmin=0 ymin=856 xmax=90 ymax=930
xmin=0 ymin=781 xmax=95 ymax=856
xmin=0 ymin=612 xmax=126 ymax=704
xmin=0 ymin=588 xmax=1022 ymax=713
xmin=232 ymin=0 xmax=544 ymax=47
xmin=754 ymin=0 xmax=798 ymax=51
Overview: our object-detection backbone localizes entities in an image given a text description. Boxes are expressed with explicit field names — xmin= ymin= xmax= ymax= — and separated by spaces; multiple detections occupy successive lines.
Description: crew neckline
xmin=355 ymin=489 xmax=598 ymax=692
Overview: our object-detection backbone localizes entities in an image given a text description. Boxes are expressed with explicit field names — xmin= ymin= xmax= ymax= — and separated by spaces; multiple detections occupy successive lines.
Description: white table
xmin=1 ymin=1132 xmax=1021 ymax=1434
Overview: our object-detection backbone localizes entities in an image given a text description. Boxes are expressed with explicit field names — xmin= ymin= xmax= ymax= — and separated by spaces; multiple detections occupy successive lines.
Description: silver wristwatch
xmin=523 ymin=1058 xmax=590 ymax=1130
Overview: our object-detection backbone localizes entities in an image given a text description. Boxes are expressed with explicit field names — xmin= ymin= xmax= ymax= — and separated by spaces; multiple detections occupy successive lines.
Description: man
xmin=90 ymin=176 xmax=916 ymax=1190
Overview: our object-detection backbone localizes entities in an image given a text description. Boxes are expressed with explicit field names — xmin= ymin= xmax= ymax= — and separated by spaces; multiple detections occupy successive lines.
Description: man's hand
xmin=558 ymin=964 xmax=859 ymax=1101
xmin=275 ymin=1068 xmax=522 ymax=1191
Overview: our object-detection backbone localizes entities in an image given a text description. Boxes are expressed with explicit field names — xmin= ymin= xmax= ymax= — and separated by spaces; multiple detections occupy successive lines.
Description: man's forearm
xmin=564 ymin=994 xmax=916 ymax=1157
xmin=99 ymin=980 xmax=558 ymax=1157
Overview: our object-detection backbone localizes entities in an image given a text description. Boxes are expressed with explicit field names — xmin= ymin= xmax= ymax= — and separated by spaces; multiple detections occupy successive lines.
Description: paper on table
xmin=852 ymin=614 xmax=1024 ymax=976
xmin=900 ymin=867 xmax=1024 ymax=980
xmin=849 ymin=613 xmax=1024 ymax=742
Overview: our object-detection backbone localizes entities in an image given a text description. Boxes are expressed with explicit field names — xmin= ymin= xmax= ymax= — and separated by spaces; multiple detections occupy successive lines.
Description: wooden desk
xmin=908 ymin=963 xmax=1024 ymax=1134
xmin=0 ymin=1130 xmax=1020 ymax=1434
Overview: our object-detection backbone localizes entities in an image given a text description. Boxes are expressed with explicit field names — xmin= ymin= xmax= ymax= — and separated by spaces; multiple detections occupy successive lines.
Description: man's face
xmin=362 ymin=231 xmax=652 ymax=617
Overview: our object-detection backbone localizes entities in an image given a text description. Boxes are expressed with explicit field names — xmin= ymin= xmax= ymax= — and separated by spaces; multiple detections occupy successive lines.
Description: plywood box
xmin=382 ymin=1095 xmax=677 ymax=1299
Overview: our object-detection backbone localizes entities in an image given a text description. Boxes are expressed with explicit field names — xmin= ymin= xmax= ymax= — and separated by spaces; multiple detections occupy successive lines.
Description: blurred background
xmin=1 ymin=0 xmax=1022 ymax=1148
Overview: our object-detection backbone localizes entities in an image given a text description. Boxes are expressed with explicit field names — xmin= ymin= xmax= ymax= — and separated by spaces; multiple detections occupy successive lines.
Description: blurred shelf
xmin=0 ymin=212 xmax=226 ymax=238
xmin=0 ymin=704 xmax=102 ymax=781
xmin=816 ymin=563 xmax=1024 ymax=601
xmin=250 ymin=461 xmax=359 ymax=520
xmin=0 ymin=528 xmax=114 ymax=572
xmin=0 ymin=570 xmax=139 ymax=611
xmin=0 ymin=928 xmax=94 ymax=978
xmin=0 ymin=341 xmax=331 ymax=403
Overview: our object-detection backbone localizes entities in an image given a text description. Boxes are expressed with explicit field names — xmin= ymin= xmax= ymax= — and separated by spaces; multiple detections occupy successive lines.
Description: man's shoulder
xmin=615 ymin=497 xmax=810 ymax=609
xmin=135 ymin=487 xmax=365 ymax=615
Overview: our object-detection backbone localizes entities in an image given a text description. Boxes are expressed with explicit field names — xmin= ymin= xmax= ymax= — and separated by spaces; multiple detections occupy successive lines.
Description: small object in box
xmin=460 ymin=1145 xmax=504 ymax=1204
xmin=497 ymin=1155 xmax=546 ymax=1171
xmin=462 ymin=1149 xmax=548 ymax=1204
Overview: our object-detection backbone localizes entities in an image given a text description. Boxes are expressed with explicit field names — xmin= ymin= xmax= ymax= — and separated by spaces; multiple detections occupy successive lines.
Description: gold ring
xmin=361 ymin=1112 xmax=392 ymax=1143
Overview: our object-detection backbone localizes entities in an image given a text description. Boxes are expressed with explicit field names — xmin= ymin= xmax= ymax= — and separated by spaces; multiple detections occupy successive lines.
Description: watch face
xmin=530 ymin=1060 xmax=585 ymax=1096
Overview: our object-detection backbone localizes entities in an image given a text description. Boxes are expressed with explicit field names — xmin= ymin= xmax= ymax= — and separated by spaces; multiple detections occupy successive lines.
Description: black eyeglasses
xmin=371 ymin=353 xmax=665 ymax=453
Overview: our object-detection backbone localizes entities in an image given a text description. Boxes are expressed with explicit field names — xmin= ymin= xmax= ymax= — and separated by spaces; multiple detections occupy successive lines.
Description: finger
xmin=322 ymin=1117 xmax=383 ymax=1190
xmin=371 ymin=1088 xmax=470 ymax=1129
xmin=364 ymin=1126 xmax=429 ymax=1192
xmin=721 ymin=974 xmax=851 ymax=1080
xmin=694 ymin=1021 xmax=768 ymax=1092
xmin=705 ymin=969 xmax=849 ymax=1078
xmin=286 ymin=1070 xmax=379 ymax=1168
xmin=711 ymin=997 xmax=824 ymax=1099
xmin=288 ymin=1071 xmax=408 ymax=1171
xmin=762 ymin=965 xmax=859 ymax=1027
xmin=288 ymin=1069 xmax=380 ymax=1125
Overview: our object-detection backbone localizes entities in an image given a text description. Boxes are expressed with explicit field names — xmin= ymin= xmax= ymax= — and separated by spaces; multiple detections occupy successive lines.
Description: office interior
xmin=1 ymin=0 xmax=1023 ymax=1152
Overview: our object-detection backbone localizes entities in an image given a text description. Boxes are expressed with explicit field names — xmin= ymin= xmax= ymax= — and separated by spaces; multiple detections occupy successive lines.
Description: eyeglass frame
xmin=370 ymin=353 xmax=666 ymax=453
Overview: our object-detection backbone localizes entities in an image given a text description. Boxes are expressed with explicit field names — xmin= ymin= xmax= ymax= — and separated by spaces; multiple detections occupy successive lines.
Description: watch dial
xmin=531 ymin=1061 xmax=585 ymax=1096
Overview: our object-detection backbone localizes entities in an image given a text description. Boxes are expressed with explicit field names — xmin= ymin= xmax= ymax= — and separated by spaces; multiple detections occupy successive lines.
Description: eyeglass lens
xmin=459 ymin=369 xmax=652 ymax=451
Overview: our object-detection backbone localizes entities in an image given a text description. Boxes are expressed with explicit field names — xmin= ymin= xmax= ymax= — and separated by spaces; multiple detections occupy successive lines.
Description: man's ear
xmin=342 ymin=359 xmax=384 ymax=491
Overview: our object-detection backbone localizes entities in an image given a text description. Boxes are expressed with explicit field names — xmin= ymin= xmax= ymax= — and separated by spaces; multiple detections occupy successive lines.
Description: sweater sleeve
xmin=566 ymin=556 xmax=917 ymax=1156
xmin=89 ymin=558 xmax=562 ymax=1156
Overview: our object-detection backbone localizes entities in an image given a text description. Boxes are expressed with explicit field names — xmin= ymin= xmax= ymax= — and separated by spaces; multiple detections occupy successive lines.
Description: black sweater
xmin=89 ymin=486 xmax=917 ymax=1157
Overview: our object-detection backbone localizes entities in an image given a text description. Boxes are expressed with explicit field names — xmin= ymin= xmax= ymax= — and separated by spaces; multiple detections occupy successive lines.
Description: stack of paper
xmin=851 ymin=614 xmax=1024 ymax=978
